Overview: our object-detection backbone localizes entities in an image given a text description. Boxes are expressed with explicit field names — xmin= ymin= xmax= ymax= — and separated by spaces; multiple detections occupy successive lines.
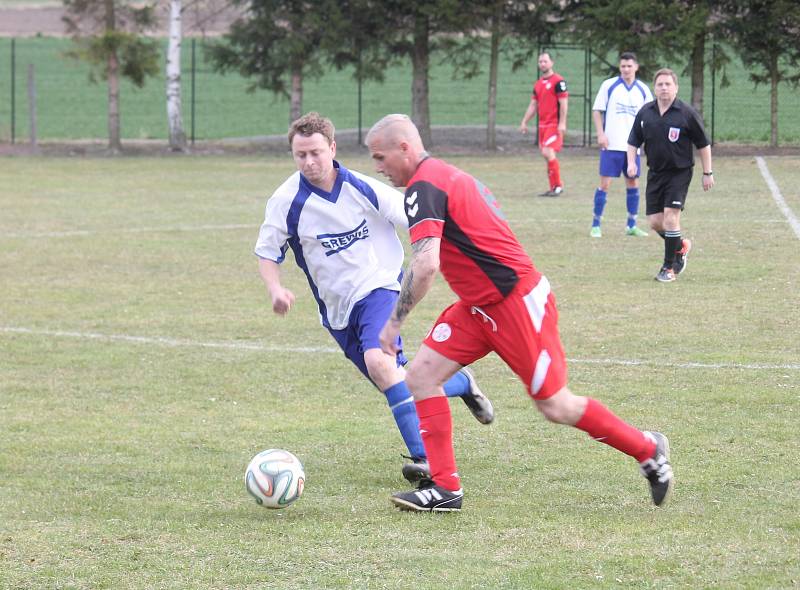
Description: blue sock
xmin=626 ymin=187 xmax=640 ymax=228
xmin=592 ymin=189 xmax=607 ymax=227
xmin=383 ymin=381 xmax=425 ymax=458
xmin=442 ymin=369 xmax=470 ymax=397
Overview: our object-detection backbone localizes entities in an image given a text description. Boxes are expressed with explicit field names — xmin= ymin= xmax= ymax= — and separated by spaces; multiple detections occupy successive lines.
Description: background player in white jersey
xmin=590 ymin=52 xmax=653 ymax=238
xmin=254 ymin=112 xmax=493 ymax=482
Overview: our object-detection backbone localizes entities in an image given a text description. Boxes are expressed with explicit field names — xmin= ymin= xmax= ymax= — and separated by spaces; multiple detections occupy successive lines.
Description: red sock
xmin=415 ymin=396 xmax=460 ymax=491
xmin=547 ymin=159 xmax=562 ymax=190
xmin=574 ymin=398 xmax=655 ymax=462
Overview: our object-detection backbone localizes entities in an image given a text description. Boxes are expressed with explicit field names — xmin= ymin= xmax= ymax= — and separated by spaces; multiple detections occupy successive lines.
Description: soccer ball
xmin=245 ymin=448 xmax=305 ymax=509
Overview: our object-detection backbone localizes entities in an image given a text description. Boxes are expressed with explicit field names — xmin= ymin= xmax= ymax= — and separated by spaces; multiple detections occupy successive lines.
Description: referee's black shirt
xmin=628 ymin=98 xmax=710 ymax=172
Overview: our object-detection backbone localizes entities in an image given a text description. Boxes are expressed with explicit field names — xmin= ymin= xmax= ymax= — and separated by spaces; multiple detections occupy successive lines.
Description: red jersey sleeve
xmin=405 ymin=180 xmax=447 ymax=243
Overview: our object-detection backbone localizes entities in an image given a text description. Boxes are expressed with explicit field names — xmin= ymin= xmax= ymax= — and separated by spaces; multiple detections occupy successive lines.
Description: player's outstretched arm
xmin=258 ymin=257 xmax=295 ymax=315
xmin=379 ymin=237 xmax=441 ymax=355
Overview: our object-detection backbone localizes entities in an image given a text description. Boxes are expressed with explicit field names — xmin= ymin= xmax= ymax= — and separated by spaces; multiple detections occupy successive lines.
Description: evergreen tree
xmin=563 ymin=0 xmax=727 ymax=118
xmin=207 ymin=0 xmax=330 ymax=125
xmin=63 ymin=0 xmax=160 ymax=152
xmin=720 ymin=0 xmax=800 ymax=146
xmin=444 ymin=0 xmax=557 ymax=150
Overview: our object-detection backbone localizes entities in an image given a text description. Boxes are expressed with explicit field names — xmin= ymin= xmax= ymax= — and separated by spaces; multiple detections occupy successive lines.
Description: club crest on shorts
xmin=668 ymin=127 xmax=681 ymax=142
xmin=431 ymin=323 xmax=452 ymax=342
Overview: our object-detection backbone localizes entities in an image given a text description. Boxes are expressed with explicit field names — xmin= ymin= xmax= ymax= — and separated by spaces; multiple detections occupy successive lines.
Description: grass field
xmin=0 ymin=36 xmax=799 ymax=144
xmin=1 ymin=150 xmax=799 ymax=589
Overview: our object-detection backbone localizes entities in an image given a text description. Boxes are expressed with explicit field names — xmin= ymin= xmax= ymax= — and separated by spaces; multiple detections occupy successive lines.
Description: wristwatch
xmin=702 ymin=171 xmax=713 ymax=176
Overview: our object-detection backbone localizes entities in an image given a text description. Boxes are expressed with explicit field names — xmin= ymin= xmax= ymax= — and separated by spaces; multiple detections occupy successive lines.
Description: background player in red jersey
xmin=519 ymin=52 xmax=569 ymax=196
xmin=366 ymin=113 xmax=673 ymax=512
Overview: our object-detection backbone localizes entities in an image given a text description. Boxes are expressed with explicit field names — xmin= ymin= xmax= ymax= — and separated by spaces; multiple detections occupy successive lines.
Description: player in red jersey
xmin=519 ymin=52 xmax=569 ymax=196
xmin=366 ymin=114 xmax=674 ymax=512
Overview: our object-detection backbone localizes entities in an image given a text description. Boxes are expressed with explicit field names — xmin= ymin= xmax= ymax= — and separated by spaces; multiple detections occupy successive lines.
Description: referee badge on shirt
xmin=668 ymin=127 xmax=681 ymax=142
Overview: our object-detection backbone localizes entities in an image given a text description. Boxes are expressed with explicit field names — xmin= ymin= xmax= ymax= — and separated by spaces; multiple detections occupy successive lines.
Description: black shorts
xmin=645 ymin=167 xmax=693 ymax=215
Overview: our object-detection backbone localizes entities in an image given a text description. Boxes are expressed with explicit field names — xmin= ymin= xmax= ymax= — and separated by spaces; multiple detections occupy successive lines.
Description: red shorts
xmin=538 ymin=124 xmax=563 ymax=152
xmin=423 ymin=275 xmax=567 ymax=399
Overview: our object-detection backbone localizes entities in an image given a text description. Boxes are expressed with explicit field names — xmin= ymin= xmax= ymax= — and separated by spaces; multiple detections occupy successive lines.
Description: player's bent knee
xmin=534 ymin=387 xmax=586 ymax=425
xmin=404 ymin=366 xmax=439 ymax=399
xmin=363 ymin=348 xmax=402 ymax=391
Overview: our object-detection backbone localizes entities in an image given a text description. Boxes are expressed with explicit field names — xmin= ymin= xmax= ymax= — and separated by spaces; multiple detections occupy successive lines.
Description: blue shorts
xmin=327 ymin=288 xmax=407 ymax=382
xmin=599 ymin=150 xmax=640 ymax=179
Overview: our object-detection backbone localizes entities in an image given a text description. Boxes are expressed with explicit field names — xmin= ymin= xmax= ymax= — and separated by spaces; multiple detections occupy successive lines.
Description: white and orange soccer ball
xmin=244 ymin=449 xmax=305 ymax=509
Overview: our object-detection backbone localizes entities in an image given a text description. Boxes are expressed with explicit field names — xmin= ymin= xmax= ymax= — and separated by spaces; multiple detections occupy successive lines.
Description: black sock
xmin=664 ymin=231 xmax=681 ymax=268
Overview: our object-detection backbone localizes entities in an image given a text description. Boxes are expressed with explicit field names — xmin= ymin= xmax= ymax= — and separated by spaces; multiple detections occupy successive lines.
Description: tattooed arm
xmin=379 ymin=236 xmax=441 ymax=355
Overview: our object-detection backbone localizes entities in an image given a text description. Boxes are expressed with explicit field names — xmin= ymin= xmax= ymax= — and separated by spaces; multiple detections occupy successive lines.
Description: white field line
xmin=3 ymin=224 xmax=254 ymax=239
xmin=0 ymin=326 xmax=332 ymax=354
xmin=755 ymin=156 xmax=800 ymax=240
xmin=2 ymin=216 xmax=790 ymax=240
xmin=2 ymin=326 xmax=798 ymax=371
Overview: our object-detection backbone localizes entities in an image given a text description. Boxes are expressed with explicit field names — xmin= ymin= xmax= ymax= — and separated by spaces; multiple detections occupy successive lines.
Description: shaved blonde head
xmin=366 ymin=114 xmax=425 ymax=151
xmin=366 ymin=114 xmax=428 ymax=188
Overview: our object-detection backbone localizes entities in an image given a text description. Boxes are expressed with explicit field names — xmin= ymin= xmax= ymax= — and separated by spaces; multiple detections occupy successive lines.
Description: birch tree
xmin=166 ymin=0 xmax=187 ymax=151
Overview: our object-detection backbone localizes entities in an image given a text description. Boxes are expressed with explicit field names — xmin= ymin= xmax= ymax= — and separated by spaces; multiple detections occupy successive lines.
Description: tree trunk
xmin=104 ymin=0 xmax=121 ymax=152
xmin=411 ymin=13 xmax=431 ymax=147
xmin=690 ymin=27 xmax=705 ymax=118
xmin=166 ymin=0 xmax=187 ymax=152
xmin=290 ymin=65 xmax=303 ymax=124
xmin=107 ymin=50 xmax=122 ymax=153
xmin=770 ymin=53 xmax=778 ymax=147
xmin=486 ymin=2 xmax=502 ymax=152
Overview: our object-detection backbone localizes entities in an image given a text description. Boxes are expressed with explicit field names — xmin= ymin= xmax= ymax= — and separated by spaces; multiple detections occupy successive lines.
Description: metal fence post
xmin=711 ymin=42 xmax=717 ymax=145
xmin=191 ymin=37 xmax=196 ymax=146
xmin=357 ymin=48 xmax=362 ymax=147
xmin=28 ymin=63 xmax=37 ymax=146
xmin=11 ymin=38 xmax=16 ymax=144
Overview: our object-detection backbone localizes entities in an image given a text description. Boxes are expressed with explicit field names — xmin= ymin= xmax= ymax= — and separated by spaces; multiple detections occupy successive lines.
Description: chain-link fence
xmin=1 ymin=36 xmax=799 ymax=147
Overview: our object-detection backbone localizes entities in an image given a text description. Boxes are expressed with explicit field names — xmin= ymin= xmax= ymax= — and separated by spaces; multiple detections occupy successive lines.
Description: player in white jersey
xmin=254 ymin=112 xmax=494 ymax=483
xmin=589 ymin=52 xmax=654 ymax=238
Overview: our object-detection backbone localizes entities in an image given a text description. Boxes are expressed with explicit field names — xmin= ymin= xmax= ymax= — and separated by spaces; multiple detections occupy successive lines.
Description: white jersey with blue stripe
xmin=255 ymin=161 xmax=407 ymax=330
xmin=593 ymin=76 xmax=654 ymax=151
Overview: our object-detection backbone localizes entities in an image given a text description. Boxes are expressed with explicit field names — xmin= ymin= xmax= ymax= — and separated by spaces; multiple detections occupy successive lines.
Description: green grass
xmin=0 ymin=37 xmax=799 ymax=144
xmin=1 ymin=152 xmax=799 ymax=588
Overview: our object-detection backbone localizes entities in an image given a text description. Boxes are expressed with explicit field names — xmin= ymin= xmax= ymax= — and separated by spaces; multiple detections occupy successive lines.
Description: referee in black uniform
xmin=627 ymin=68 xmax=714 ymax=282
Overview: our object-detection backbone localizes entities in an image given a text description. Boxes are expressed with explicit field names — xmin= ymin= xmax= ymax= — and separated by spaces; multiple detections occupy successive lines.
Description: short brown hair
xmin=288 ymin=112 xmax=335 ymax=147
xmin=653 ymin=68 xmax=678 ymax=86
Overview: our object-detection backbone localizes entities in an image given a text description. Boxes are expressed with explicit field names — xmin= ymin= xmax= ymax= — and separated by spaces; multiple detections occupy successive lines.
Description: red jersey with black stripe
xmin=405 ymin=158 xmax=539 ymax=305
xmin=533 ymin=73 xmax=568 ymax=126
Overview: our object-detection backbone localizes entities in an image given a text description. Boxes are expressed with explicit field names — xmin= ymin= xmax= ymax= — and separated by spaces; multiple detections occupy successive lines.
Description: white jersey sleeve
xmin=592 ymin=77 xmax=615 ymax=113
xmin=254 ymin=162 xmax=405 ymax=330
xmin=350 ymin=169 xmax=409 ymax=231
xmin=254 ymin=173 xmax=299 ymax=263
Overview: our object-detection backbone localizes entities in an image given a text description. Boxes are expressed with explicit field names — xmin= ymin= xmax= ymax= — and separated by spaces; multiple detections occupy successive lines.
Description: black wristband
xmin=703 ymin=171 xmax=713 ymax=176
